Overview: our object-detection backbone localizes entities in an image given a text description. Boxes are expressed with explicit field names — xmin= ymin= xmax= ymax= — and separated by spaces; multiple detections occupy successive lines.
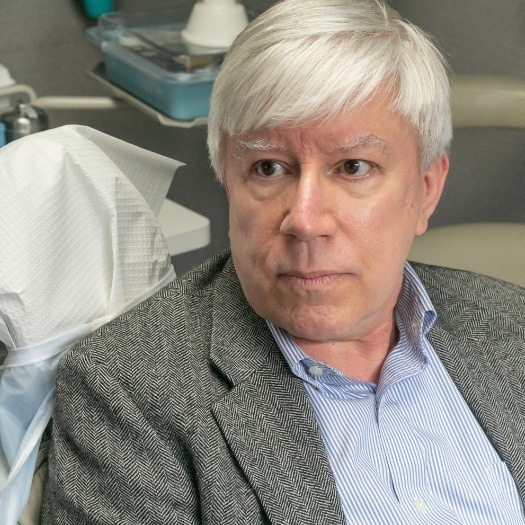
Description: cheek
xmin=228 ymin=193 xmax=274 ymax=265
xmin=229 ymin=201 xmax=250 ymax=255
xmin=228 ymin=197 xmax=281 ymax=317
xmin=349 ymin=189 xmax=417 ymax=257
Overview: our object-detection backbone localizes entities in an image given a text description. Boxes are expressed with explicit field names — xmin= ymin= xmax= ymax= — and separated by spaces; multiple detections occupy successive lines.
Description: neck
xmin=293 ymin=317 xmax=398 ymax=384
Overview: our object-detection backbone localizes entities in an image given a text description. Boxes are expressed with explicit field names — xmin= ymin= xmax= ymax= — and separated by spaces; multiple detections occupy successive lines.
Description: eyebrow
xmin=234 ymin=138 xmax=284 ymax=154
xmin=233 ymin=134 xmax=393 ymax=157
xmin=327 ymin=135 xmax=393 ymax=156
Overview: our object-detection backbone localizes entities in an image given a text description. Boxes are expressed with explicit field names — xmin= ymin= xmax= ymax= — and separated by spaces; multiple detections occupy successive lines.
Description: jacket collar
xmin=209 ymin=257 xmax=346 ymax=525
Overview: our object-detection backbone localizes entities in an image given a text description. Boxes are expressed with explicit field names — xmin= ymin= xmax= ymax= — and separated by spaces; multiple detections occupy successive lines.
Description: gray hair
xmin=207 ymin=0 xmax=452 ymax=182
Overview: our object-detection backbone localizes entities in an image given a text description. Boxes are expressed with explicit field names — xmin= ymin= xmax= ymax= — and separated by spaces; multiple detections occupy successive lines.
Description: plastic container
xmin=86 ymin=7 xmax=247 ymax=121
xmin=102 ymin=40 xmax=217 ymax=121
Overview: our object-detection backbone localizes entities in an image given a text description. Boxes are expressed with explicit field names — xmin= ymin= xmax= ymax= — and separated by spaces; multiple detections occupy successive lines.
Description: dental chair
xmin=409 ymin=76 xmax=525 ymax=288
xmin=0 ymin=125 xmax=180 ymax=525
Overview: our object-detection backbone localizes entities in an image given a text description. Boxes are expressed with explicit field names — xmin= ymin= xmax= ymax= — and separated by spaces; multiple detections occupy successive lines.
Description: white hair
xmin=207 ymin=0 xmax=452 ymax=182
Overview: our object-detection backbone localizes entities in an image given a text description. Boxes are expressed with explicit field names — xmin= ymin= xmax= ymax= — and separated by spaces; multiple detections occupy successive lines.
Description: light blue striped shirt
xmin=268 ymin=263 xmax=525 ymax=524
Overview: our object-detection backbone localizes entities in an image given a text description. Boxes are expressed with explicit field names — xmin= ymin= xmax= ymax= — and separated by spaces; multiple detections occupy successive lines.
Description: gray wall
xmin=389 ymin=0 xmax=525 ymax=228
xmin=1 ymin=0 xmax=523 ymax=274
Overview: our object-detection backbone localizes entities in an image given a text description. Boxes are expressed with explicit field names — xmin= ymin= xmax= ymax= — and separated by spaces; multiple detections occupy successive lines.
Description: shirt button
xmin=413 ymin=498 xmax=427 ymax=514
xmin=309 ymin=365 xmax=324 ymax=376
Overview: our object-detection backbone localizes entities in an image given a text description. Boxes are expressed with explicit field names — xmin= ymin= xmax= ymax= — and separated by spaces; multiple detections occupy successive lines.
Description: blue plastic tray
xmin=102 ymin=40 xmax=217 ymax=121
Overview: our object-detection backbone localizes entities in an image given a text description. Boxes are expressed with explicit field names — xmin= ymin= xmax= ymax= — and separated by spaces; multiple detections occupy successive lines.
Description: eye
xmin=340 ymin=159 xmax=373 ymax=177
xmin=253 ymin=160 xmax=285 ymax=178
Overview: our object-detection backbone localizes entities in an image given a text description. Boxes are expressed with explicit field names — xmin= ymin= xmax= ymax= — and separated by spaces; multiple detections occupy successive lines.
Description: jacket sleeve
xmin=41 ymin=312 xmax=202 ymax=525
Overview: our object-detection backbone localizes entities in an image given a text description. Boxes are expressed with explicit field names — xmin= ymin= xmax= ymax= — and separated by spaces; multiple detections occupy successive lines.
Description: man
xmin=43 ymin=0 xmax=525 ymax=523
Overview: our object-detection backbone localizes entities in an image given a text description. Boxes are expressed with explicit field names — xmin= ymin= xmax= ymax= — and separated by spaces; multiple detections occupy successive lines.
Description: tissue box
xmin=87 ymin=8 xmax=226 ymax=121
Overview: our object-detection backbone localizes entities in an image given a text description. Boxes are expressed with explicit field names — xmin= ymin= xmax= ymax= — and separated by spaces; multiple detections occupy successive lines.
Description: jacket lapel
xmin=209 ymin=260 xmax=346 ymax=525
xmin=429 ymin=309 xmax=525 ymax=502
xmin=412 ymin=262 xmax=525 ymax=501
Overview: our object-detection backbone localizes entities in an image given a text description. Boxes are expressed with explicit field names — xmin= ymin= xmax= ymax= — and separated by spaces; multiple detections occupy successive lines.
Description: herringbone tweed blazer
xmin=42 ymin=251 xmax=525 ymax=525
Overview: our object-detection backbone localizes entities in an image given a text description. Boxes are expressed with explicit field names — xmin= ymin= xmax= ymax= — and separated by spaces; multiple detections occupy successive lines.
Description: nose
xmin=279 ymin=169 xmax=337 ymax=241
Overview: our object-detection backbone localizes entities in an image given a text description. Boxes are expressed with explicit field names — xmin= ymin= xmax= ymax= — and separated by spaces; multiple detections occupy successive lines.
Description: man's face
xmin=225 ymin=91 xmax=448 ymax=345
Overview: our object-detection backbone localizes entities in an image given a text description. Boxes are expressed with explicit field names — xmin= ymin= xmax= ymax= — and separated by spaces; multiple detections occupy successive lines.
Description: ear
xmin=415 ymin=152 xmax=449 ymax=236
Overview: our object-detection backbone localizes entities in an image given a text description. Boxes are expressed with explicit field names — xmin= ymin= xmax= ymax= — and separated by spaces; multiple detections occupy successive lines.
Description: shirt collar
xmin=396 ymin=261 xmax=437 ymax=344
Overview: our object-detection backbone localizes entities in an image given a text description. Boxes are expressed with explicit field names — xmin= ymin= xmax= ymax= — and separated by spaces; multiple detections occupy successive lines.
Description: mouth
xmin=278 ymin=271 xmax=344 ymax=289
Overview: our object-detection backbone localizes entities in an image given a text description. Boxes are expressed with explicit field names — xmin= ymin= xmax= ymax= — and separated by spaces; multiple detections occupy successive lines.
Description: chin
xmin=274 ymin=306 xmax=346 ymax=343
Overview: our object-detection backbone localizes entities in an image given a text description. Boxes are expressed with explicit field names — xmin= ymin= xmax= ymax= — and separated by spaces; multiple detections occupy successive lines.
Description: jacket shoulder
xmin=62 ymin=250 xmax=234 ymax=374
xmin=411 ymin=262 xmax=525 ymax=337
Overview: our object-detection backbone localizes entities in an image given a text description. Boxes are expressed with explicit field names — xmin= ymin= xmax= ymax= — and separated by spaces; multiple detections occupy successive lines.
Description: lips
xmin=278 ymin=271 xmax=343 ymax=288
xmin=279 ymin=268 xmax=345 ymax=278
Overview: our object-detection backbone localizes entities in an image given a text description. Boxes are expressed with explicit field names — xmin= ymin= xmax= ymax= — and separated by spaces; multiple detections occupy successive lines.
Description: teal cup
xmin=83 ymin=0 xmax=114 ymax=18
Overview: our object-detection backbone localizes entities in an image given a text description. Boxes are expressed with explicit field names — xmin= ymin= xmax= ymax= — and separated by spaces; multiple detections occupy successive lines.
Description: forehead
xmin=227 ymin=94 xmax=418 ymax=160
